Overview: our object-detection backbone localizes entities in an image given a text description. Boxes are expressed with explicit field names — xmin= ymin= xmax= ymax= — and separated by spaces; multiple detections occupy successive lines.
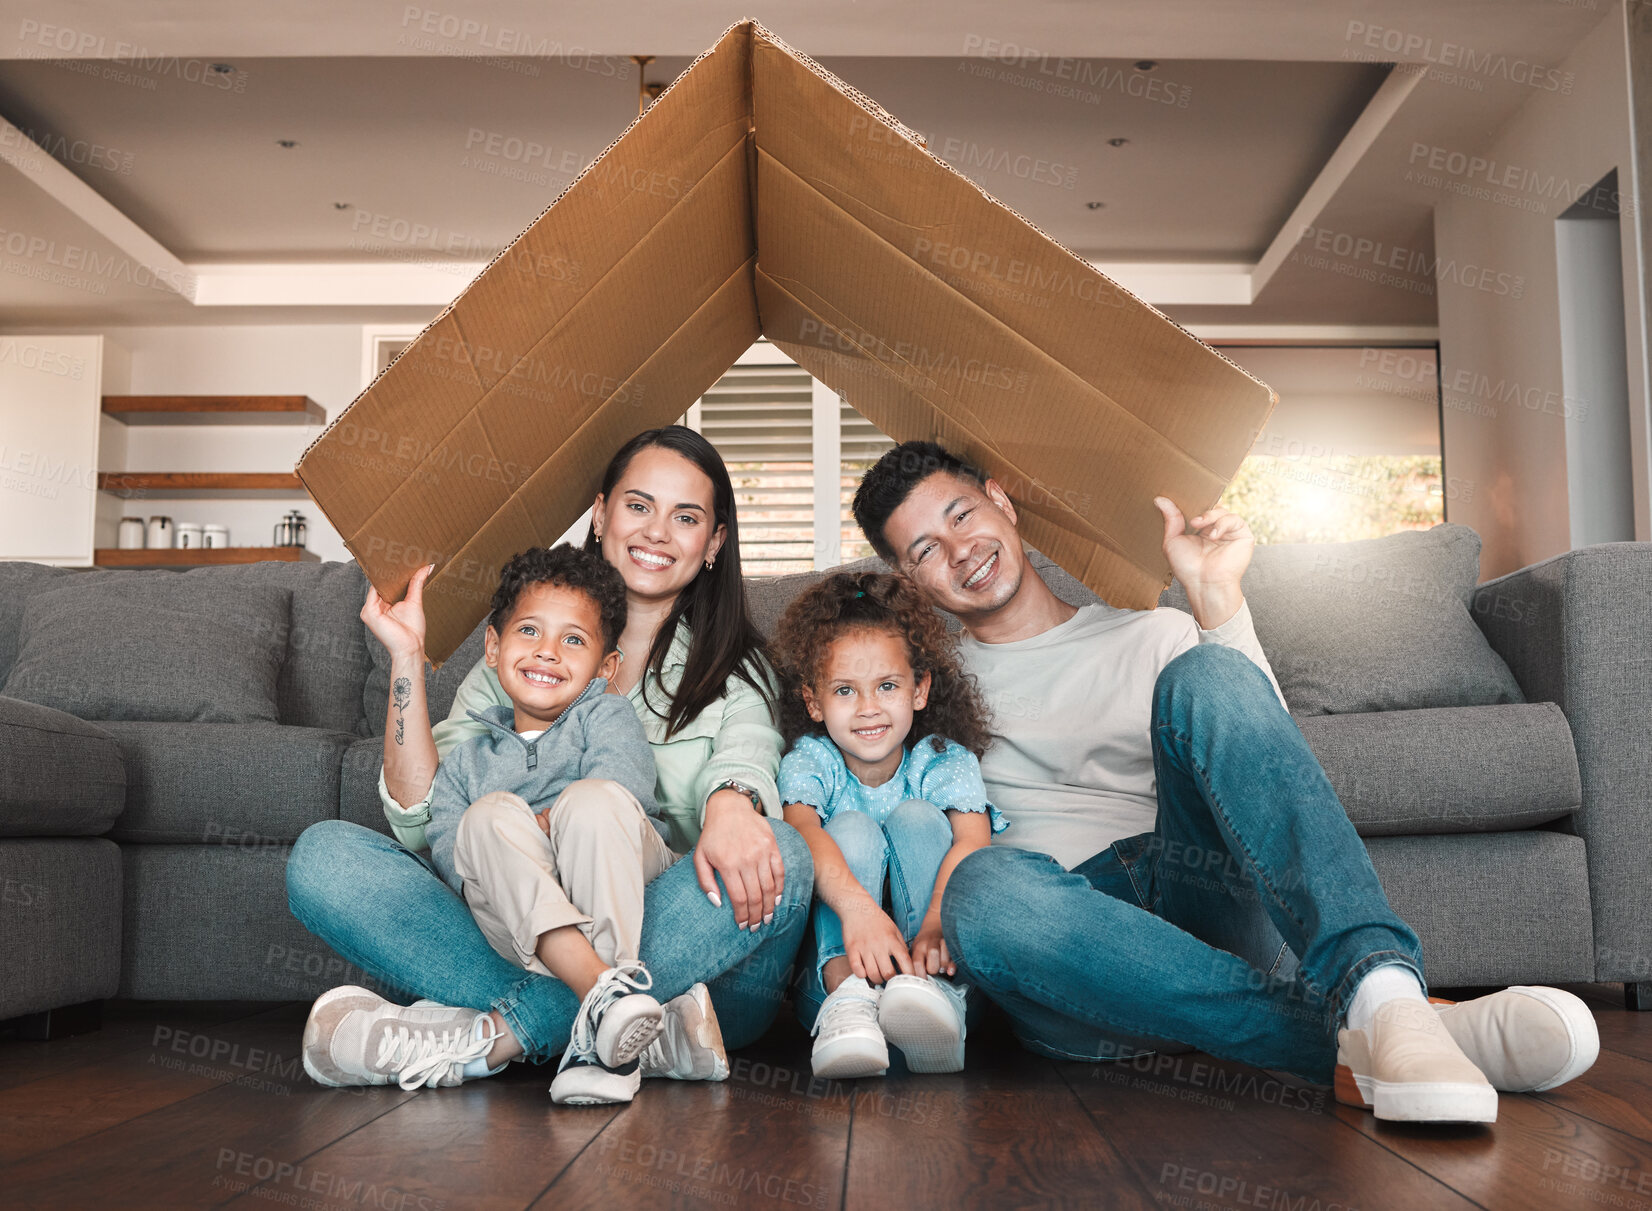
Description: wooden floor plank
xmin=1337 ymin=1082 xmax=1652 ymax=1211
xmin=1532 ymin=1046 xmax=1652 ymax=1145
xmin=537 ymin=1018 xmax=851 ymax=1211
xmin=1587 ymin=1010 xmax=1652 ymax=1066
xmin=6 ymin=998 xmax=1651 ymax=1210
xmin=0 ymin=1002 xmax=276 ymax=1093
xmin=0 ymin=1005 xmax=309 ymax=1164
xmin=4 ymin=1066 xmax=415 ymax=1209
xmin=842 ymin=1029 xmax=1153 ymax=1210
xmin=219 ymin=1061 xmax=621 ymax=1211
xmin=1058 ymin=1050 xmax=1478 ymax=1211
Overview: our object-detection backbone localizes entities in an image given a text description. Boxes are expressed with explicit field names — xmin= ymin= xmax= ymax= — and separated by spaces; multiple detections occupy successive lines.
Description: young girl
xmin=770 ymin=571 xmax=1005 ymax=1078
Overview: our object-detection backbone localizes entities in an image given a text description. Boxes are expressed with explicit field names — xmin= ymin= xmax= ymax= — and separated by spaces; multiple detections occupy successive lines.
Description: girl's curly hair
xmin=769 ymin=571 xmax=993 ymax=758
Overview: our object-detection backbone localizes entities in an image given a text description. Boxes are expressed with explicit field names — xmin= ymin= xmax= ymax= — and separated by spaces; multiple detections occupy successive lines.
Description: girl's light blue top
xmin=778 ymin=732 xmax=1008 ymax=834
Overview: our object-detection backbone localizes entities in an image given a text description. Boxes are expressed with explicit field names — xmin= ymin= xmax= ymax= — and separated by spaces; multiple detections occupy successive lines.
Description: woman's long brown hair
xmin=583 ymin=426 xmax=775 ymax=738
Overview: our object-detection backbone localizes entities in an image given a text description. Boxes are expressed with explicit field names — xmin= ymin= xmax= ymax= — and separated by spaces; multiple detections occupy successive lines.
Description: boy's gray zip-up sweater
xmin=425 ymin=676 xmax=662 ymax=892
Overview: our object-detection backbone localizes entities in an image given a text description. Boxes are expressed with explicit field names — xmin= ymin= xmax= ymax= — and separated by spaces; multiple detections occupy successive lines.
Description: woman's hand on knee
xmin=361 ymin=561 xmax=433 ymax=661
xmin=694 ymin=792 xmax=785 ymax=931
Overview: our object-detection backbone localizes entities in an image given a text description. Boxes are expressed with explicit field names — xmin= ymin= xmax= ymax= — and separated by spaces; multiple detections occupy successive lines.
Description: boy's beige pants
xmin=452 ymin=778 xmax=677 ymax=973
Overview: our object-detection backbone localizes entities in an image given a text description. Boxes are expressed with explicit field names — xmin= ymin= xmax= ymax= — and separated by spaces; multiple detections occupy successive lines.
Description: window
xmin=1213 ymin=346 xmax=1446 ymax=544
xmin=690 ymin=343 xmax=894 ymax=575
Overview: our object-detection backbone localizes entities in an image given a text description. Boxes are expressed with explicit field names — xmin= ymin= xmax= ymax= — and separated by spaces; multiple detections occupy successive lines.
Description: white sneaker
xmin=551 ymin=961 xmax=665 ymax=1106
xmin=879 ymin=975 xmax=967 ymax=1073
xmin=1336 ymin=997 xmax=1497 ymax=1123
xmin=1435 ymin=986 xmax=1600 ymax=1093
xmin=811 ymin=975 xmax=889 ymax=1079
xmin=640 ymin=982 xmax=729 ymax=1081
xmin=302 ymin=986 xmax=501 ymax=1091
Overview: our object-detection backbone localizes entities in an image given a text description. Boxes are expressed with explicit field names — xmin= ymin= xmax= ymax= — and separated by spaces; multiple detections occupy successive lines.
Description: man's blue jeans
xmin=940 ymin=644 xmax=1424 ymax=1084
xmin=286 ymin=818 xmax=814 ymax=1061
xmin=795 ymin=800 xmax=954 ymax=1029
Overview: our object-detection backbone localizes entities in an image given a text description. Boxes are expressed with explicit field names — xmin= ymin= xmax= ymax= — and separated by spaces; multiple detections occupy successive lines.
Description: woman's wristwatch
xmin=713 ymin=779 xmax=764 ymax=812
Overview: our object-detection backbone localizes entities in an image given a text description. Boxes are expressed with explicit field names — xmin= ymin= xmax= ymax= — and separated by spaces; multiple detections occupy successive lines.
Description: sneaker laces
xmin=812 ymin=980 xmax=881 ymax=1040
xmin=383 ymin=1013 xmax=501 ymax=1091
xmin=560 ymin=960 xmax=654 ymax=1074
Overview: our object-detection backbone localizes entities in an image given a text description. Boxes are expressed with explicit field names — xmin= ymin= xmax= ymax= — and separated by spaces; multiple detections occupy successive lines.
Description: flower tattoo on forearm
xmin=393 ymin=676 xmax=411 ymax=745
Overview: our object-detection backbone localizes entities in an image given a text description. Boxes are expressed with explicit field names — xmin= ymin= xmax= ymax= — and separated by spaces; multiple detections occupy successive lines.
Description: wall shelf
xmin=93 ymin=546 xmax=319 ymax=567
xmin=97 ymin=471 xmax=306 ymax=498
xmin=102 ymin=395 xmax=325 ymax=425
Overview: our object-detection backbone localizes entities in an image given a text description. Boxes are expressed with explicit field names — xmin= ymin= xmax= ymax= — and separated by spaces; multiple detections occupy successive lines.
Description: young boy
xmin=425 ymin=543 xmax=688 ymax=1106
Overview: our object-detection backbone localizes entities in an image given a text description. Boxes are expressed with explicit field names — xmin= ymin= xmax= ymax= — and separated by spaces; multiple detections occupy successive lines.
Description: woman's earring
xmin=704 ymin=557 xmax=715 ymax=570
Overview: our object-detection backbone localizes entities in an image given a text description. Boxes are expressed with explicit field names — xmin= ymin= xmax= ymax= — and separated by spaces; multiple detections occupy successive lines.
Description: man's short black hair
xmin=487 ymin=543 xmax=627 ymax=653
xmin=851 ymin=440 xmax=988 ymax=563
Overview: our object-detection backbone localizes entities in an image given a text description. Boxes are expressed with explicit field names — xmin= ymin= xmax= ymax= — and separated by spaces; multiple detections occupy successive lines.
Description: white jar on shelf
xmin=175 ymin=523 xmax=203 ymax=549
xmin=146 ymin=516 xmax=174 ymax=549
xmin=202 ymin=524 xmax=229 ymax=549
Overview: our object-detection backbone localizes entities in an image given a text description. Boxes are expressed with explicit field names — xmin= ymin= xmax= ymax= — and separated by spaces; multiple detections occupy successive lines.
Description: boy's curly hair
xmin=488 ymin=544 xmax=627 ymax=653
xmin=769 ymin=571 xmax=993 ymax=758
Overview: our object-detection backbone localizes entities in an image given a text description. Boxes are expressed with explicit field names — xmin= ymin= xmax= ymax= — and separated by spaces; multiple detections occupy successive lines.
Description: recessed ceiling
xmin=0 ymin=55 xmax=1386 ymax=262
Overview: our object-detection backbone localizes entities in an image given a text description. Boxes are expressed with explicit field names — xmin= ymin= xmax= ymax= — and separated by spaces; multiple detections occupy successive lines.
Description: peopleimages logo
xmin=1342 ymin=21 xmax=1573 ymax=93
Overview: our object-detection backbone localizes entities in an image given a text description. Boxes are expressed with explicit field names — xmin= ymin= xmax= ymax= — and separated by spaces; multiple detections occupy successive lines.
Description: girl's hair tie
xmin=854 ymin=589 xmax=865 ymax=598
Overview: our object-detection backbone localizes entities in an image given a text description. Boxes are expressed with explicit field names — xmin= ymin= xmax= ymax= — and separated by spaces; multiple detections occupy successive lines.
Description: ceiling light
xmin=1085 ymin=201 xmax=1107 ymax=210
xmin=1134 ymin=60 xmax=1157 ymax=72
xmin=1107 ymin=137 xmax=1130 ymax=148
xmin=277 ymin=139 xmax=298 ymax=149
xmin=333 ymin=202 xmax=351 ymax=210
xmin=210 ymin=63 xmax=235 ymax=74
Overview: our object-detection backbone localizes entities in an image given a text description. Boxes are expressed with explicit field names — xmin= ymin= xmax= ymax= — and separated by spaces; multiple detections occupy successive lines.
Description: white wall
xmin=1434 ymin=3 xmax=1650 ymax=578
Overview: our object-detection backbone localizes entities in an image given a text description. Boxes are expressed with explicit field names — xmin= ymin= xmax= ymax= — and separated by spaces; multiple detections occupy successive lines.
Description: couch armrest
xmin=0 ymin=695 xmax=127 ymax=837
xmin=1473 ymin=543 xmax=1652 ymax=982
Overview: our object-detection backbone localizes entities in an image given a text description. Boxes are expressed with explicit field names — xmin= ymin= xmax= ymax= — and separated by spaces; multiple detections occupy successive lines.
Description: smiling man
xmin=850 ymin=440 xmax=1598 ymax=1123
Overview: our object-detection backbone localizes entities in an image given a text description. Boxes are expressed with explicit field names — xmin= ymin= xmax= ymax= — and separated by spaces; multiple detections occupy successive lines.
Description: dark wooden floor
xmin=2 ymin=984 xmax=1650 ymax=1209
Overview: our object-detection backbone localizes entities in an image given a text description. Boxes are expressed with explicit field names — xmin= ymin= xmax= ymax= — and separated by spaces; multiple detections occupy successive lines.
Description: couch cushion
xmin=362 ymin=615 xmax=490 ymax=737
xmin=120 ymin=842 xmax=374 ymax=1001
xmin=0 ymin=696 xmax=126 ymax=837
xmin=0 ymin=562 xmax=69 ymax=684
xmin=0 ymin=837 xmax=122 ymax=1017
xmin=3 ymin=575 xmax=291 ymax=725
xmin=1367 ymin=831 xmax=1594 ymax=987
xmin=1299 ymin=703 xmax=1580 ymax=836
xmin=0 ymin=562 xmax=373 ymax=733
xmin=179 ymin=561 xmax=374 ymax=734
xmin=1160 ymin=525 xmax=1526 ymax=715
xmin=339 ymin=735 xmax=394 ymax=836
xmin=97 ymin=722 xmax=352 ymax=844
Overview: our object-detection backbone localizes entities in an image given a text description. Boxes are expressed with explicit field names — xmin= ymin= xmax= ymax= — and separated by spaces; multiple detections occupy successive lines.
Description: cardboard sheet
xmin=298 ymin=19 xmax=1276 ymax=663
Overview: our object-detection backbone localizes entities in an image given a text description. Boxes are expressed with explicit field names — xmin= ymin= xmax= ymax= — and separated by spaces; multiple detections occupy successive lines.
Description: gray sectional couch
xmin=1 ymin=524 xmax=1647 ymax=1027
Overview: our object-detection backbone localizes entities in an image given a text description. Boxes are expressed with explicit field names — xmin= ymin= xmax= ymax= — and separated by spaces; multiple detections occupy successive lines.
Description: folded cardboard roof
xmin=297 ymin=18 xmax=1277 ymax=664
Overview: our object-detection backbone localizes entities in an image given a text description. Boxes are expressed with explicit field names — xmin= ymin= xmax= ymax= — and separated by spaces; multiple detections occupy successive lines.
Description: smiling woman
xmin=284 ymin=424 xmax=814 ymax=1097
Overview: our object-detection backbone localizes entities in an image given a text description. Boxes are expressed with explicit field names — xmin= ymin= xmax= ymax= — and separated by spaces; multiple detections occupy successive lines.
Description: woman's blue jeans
xmin=940 ymin=644 xmax=1425 ymax=1085
xmin=286 ymin=817 xmax=814 ymax=1061
xmin=795 ymin=799 xmax=955 ymax=1030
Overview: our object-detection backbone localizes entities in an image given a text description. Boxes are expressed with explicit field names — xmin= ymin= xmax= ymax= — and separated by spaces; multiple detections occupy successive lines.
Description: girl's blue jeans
xmin=939 ymin=644 xmax=1426 ymax=1085
xmin=286 ymin=817 xmax=813 ymax=1061
xmin=795 ymin=799 xmax=956 ymax=1030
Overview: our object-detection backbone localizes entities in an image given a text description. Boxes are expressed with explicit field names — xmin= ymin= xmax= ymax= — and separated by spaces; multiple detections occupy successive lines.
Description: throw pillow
xmin=2 ymin=575 xmax=291 ymax=724
xmin=1159 ymin=524 xmax=1525 ymax=715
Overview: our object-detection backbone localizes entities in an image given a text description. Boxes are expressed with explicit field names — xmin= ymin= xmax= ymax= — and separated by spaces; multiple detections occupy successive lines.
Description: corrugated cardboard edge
xmin=744 ymin=19 xmax=1278 ymax=423
xmin=746 ymin=20 xmax=1278 ymax=599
